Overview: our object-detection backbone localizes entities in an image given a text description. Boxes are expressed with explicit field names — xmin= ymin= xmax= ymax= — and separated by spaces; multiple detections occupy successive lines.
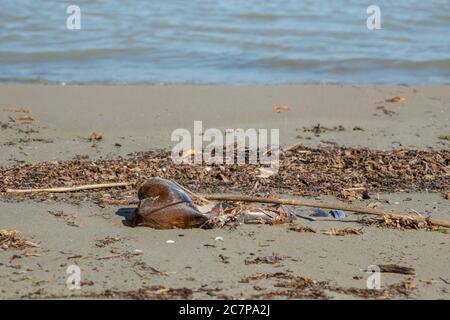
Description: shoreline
xmin=0 ymin=84 xmax=449 ymax=299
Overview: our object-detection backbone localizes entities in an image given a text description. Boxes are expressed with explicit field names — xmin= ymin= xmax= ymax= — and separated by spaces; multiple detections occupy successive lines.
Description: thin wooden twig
xmin=6 ymin=182 xmax=132 ymax=194
xmin=342 ymin=187 xmax=367 ymax=192
xmin=201 ymin=194 xmax=450 ymax=228
xmin=170 ymin=180 xmax=211 ymax=204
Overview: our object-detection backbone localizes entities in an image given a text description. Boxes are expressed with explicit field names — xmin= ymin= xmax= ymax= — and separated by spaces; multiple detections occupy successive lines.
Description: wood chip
xmin=273 ymin=105 xmax=291 ymax=112
xmin=378 ymin=264 xmax=415 ymax=275
xmin=24 ymin=252 xmax=41 ymax=257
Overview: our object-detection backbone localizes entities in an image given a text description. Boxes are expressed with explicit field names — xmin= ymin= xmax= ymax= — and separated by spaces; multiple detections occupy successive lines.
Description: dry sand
xmin=0 ymin=85 xmax=449 ymax=299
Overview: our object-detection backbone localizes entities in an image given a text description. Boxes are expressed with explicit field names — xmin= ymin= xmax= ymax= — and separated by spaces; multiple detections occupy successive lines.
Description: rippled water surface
xmin=1 ymin=0 xmax=449 ymax=84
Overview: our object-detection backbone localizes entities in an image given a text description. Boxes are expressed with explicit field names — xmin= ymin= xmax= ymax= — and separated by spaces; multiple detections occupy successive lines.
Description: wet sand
xmin=0 ymin=85 xmax=449 ymax=299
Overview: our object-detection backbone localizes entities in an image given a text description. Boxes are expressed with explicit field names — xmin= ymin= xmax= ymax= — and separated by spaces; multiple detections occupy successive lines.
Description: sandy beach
xmin=0 ymin=84 xmax=449 ymax=299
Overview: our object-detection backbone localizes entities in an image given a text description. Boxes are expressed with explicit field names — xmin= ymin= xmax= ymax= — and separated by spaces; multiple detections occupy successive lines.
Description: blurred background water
xmin=0 ymin=0 xmax=449 ymax=84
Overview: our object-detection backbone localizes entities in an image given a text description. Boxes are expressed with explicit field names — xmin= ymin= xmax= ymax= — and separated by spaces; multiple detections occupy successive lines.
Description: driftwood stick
xmin=202 ymin=194 xmax=450 ymax=228
xmin=170 ymin=180 xmax=211 ymax=204
xmin=6 ymin=182 xmax=132 ymax=194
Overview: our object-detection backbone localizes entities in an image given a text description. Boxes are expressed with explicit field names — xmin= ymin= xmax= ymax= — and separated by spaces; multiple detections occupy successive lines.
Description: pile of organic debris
xmin=1 ymin=146 xmax=448 ymax=201
xmin=1 ymin=145 xmax=449 ymax=231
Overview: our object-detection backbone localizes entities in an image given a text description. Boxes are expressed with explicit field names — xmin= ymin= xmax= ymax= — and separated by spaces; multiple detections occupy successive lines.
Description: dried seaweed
xmin=359 ymin=215 xmax=447 ymax=232
xmin=203 ymin=205 xmax=243 ymax=229
xmin=203 ymin=204 xmax=293 ymax=228
xmin=334 ymin=280 xmax=415 ymax=299
xmin=95 ymin=236 xmax=121 ymax=248
xmin=0 ymin=229 xmax=40 ymax=250
xmin=0 ymin=146 xmax=448 ymax=203
xmin=240 ymin=272 xmax=292 ymax=283
xmin=243 ymin=272 xmax=415 ymax=300
xmin=47 ymin=210 xmax=85 ymax=227
xmin=24 ymin=286 xmax=193 ymax=300
xmin=323 ymin=227 xmax=363 ymax=236
xmin=244 ymin=253 xmax=286 ymax=265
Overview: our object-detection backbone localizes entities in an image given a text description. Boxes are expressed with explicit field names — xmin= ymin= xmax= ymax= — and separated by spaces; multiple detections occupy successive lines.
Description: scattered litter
xmin=134 ymin=249 xmax=143 ymax=254
xmin=166 ymin=240 xmax=175 ymax=244
xmin=243 ymin=208 xmax=293 ymax=225
xmin=205 ymin=202 xmax=293 ymax=228
xmin=129 ymin=178 xmax=208 ymax=229
xmin=385 ymin=96 xmax=406 ymax=103
xmin=323 ymin=227 xmax=363 ymax=236
xmin=438 ymin=135 xmax=450 ymax=141
xmin=330 ymin=210 xmax=346 ymax=218
xmin=310 ymin=209 xmax=329 ymax=217
xmin=214 ymin=236 xmax=224 ymax=241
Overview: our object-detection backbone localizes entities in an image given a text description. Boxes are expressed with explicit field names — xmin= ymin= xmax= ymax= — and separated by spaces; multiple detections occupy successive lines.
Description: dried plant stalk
xmin=6 ymin=182 xmax=132 ymax=194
